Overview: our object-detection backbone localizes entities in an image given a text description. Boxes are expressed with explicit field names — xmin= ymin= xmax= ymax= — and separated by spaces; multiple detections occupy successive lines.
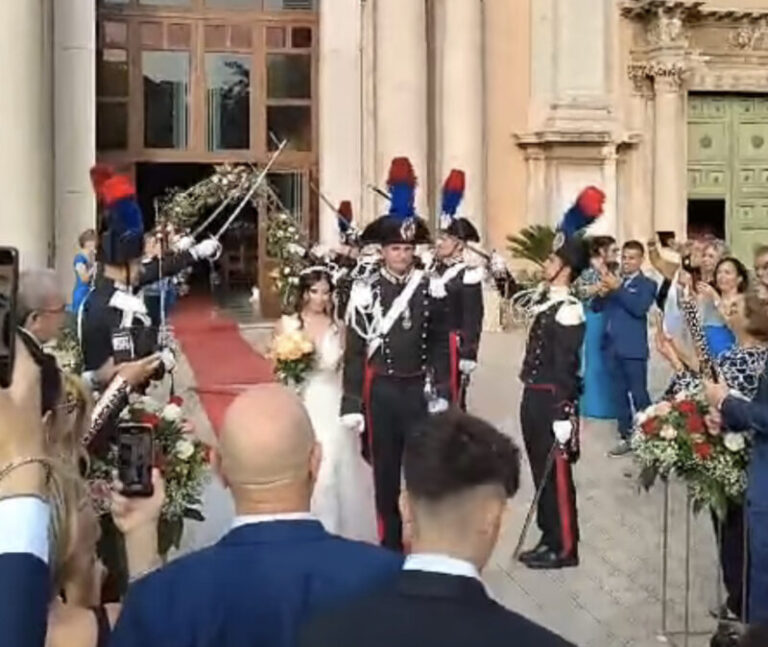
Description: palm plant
xmin=506 ymin=225 xmax=555 ymax=267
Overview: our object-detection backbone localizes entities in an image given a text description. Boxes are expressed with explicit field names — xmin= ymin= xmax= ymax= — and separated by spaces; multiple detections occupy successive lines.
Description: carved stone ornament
xmin=648 ymin=7 xmax=689 ymax=48
xmin=729 ymin=21 xmax=768 ymax=51
xmin=627 ymin=60 xmax=687 ymax=92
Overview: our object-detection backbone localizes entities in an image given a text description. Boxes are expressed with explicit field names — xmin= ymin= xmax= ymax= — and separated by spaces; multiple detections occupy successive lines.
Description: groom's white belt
xmin=367 ymin=270 xmax=424 ymax=360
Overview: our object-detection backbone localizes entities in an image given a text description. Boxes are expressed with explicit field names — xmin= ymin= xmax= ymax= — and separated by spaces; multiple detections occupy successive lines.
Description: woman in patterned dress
xmin=656 ymin=290 xmax=767 ymax=621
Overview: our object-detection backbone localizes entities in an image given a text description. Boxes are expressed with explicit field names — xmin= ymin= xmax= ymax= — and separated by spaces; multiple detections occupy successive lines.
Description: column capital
xmin=650 ymin=61 xmax=687 ymax=92
xmin=627 ymin=63 xmax=653 ymax=95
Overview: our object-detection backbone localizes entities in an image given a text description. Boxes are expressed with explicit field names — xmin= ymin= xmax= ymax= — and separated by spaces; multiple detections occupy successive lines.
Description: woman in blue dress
xmin=575 ymin=236 xmax=618 ymax=419
xmin=70 ymin=228 xmax=96 ymax=314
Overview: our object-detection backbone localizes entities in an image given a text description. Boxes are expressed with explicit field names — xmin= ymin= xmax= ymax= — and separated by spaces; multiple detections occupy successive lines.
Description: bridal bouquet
xmin=632 ymin=391 xmax=749 ymax=520
xmin=270 ymin=328 xmax=315 ymax=387
xmin=88 ymin=394 xmax=209 ymax=555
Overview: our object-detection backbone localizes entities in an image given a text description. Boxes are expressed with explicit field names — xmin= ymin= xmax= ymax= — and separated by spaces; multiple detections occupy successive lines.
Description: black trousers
xmin=520 ymin=386 xmax=579 ymax=555
xmin=711 ymin=504 xmax=746 ymax=617
xmin=366 ymin=374 xmax=428 ymax=551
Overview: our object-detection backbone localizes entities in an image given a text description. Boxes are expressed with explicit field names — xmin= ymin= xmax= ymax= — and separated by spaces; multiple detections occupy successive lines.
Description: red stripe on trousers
xmin=449 ymin=331 xmax=460 ymax=404
xmin=363 ymin=363 xmax=384 ymax=543
xmin=554 ymin=452 xmax=575 ymax=556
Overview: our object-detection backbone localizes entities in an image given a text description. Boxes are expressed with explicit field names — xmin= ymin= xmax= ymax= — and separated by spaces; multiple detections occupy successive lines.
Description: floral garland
xmin=632 ymin=390 xmax=748 ymax=520
xmin=47 ymin=324 xmax=84 ymax=375
xmin=266 ymin=211 xmax=307 ymax=312
xmin=88 ymin=394 xmax=209 ymax=555
xmin=158 ymin=164 xmax=275 ymax=231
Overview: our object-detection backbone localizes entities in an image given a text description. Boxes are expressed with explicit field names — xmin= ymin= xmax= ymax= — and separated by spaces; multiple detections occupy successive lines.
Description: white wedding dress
xmin=283 ymin=315 xmax=378 ymax=543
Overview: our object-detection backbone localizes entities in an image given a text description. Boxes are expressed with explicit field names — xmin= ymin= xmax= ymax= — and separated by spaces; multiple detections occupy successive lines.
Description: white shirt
xmin=0 ymin=497 xmax=50 ymax=563
xmin=623 ymin=272 xmax=639 ymax=287
xmin=403 ymin=552 xmax=481 ymax=581
xmin=231 ymin=512 xmax=316 ymax=530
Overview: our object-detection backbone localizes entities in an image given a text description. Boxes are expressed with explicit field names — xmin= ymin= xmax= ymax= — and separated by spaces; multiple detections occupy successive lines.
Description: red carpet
xmin=171 ymin=295 xmax=274 ymax=435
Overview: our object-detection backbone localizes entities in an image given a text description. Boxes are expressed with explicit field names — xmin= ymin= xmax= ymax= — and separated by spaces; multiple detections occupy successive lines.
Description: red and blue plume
xmin=441 ymin=169 xmax=465 ymax=217
xmin=558 ymin=186 xmax=605 ymax=238
xmin=90 ymin=164 xmax=114 ymax=199
xmin=337 ymin=200 xmax=353 ymax=235
xmin=386 ymin=157 xmax=417 ymax=221
xmin=100 ymin=174 xmax=144 ymax=238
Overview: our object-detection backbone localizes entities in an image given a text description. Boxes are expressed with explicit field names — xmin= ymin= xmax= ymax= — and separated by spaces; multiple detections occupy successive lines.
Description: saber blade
xmin=214 ymin=139 xmax=288 ymax=240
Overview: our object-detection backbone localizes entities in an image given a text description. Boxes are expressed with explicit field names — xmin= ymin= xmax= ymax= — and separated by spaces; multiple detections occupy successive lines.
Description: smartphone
xmin=117 ymin=423 xmax=154 ymax=497
xmin=657 ymin=231 xmax=676 ymax=248
xmin=0 ymin=248 xmax=18 ymax=388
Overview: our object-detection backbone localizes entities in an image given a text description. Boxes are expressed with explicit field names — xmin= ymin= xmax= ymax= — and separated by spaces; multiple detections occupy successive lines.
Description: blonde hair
xmin=49 ymin=465 xmax=94 ymax=596
xmin=46 ymin=374 xmax=92 ymax=470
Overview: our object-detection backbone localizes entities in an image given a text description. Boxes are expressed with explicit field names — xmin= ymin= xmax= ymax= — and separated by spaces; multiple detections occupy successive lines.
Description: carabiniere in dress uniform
xmin=340 ymin=156 xmax=450 ymax=553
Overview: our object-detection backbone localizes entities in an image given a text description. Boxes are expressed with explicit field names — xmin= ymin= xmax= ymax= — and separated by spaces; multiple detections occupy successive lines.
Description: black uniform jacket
xmin=433 ymin=259 xmax=484 ymax=362
xmin=519 ymin=289 xmax=585 ymax=419
xmin=80 ymin=251 xmax=194 ymax=372
xmin=341 ymin=269 xmax=450 ymax=416
xmin=298 ymin=570 xmax=576 ymax=647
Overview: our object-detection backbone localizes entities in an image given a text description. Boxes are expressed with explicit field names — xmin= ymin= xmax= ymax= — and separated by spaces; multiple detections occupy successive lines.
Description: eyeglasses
xmin=39 ymin=305 xmax=66 ymax=315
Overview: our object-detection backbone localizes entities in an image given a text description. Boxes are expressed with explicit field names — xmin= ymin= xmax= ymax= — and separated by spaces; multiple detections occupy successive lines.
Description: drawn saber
xmin=213 ymin=139 xmax=288 ymax=241
xmin=512 ymin=440 xmax=559 ymax=559
xmin=191 ymin=189 xmax=239 ymax=239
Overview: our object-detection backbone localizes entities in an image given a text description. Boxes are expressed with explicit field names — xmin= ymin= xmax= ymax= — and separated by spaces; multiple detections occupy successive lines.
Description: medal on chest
xmin=401 ymin=305 xmax=412 ymax=330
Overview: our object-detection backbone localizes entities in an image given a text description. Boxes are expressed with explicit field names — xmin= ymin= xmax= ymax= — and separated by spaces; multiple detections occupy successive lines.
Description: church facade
xmin=3 ymin=0 xmax=768 ymax=291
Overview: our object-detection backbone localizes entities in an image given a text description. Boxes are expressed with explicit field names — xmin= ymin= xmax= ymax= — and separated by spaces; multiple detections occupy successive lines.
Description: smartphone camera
xmin=117 ymin=423 xmax=154 ymax=497
xmin=657 ymin=231 xmax=675 ymax=249
xmin=0 ymin=248 xmax=19 ymax=389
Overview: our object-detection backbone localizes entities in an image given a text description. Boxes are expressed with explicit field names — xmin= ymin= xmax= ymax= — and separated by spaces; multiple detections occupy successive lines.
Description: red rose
xmin=675 ymin=400 xmax=698 ymax=416
xmin=694 ymin=442 xmax=713 ymax=460
xmin=140 ymin=412 xmax=160 ymax=427
xmin=170 ymin=395 xmax=184 ymax=406
xmin=641 ymin=418 xmax=660 ymax=436
xmin=685 ymin=414 xmax=705 ymax=434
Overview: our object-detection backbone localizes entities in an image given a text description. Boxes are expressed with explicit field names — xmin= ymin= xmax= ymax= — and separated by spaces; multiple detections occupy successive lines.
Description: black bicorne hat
xmin=361 ymin=157 xmax=432 ymax=246
xmin=551 ymin=186 xmax=606 ymax=278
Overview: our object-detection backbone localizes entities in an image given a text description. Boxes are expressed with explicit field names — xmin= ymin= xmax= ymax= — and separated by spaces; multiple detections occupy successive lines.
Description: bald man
xmin=111 ymin=384 xmax=402 ymax=647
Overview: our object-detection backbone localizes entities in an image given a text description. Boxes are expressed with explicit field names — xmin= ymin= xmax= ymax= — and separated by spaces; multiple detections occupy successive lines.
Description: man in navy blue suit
xmin=111 ymin=384 xmax=402 ymax=647
xmin=593 ymin=240 xmax=657 ymax=456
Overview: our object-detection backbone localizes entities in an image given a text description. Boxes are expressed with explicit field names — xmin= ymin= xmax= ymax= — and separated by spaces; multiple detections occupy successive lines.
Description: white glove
xmin=428 ymin=398 xmax=449 ymax=415
xmin=490 ymin=252 xmax=507 ymax=276
xmin=191 ymin=238 xmax=222 ymax=261
xmin=311 ymin=243 xmax=330 ymax=259
xmin=340 ymin=413 xmax=365 ymax=434
xmin=159 ymin=347 xmax=176 ymax=373
xmin=459 ymin=360 xmax=477 ymax=375
xmin=173 ymin=235 xmax=194 ymax=252
xmin=552 ymin=420 xmax=573 ymax=445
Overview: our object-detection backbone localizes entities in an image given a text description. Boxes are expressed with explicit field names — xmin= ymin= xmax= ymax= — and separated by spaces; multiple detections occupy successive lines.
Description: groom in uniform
xmin=341 ymin=157 xmax=450 ymax=551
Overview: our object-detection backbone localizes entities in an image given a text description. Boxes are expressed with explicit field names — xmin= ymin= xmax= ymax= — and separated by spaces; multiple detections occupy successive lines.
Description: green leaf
xmin=184 ymin=507 xmax=206 ymax=522
xmin=506 ymin=225 xmax=556 ymax=267
xmin=638 ymin=465 xmax=658 ymax=491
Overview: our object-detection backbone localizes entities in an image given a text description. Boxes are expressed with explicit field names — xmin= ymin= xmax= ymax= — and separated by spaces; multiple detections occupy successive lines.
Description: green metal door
xmin=688 ymin=95 xmax=768 ymax=260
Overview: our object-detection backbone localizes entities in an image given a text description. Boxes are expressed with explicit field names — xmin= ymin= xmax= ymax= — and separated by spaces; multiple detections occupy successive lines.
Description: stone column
xmin=599 ymin=144 xmax=619 ymax=238
xmin=54 ymin=0 xmax=97 ymax=289
xmin=652 ymin=65 xmax=686 ymax=236
xmin=626 ymin=66 xmax=654 ymax=244
xmin=438 ymin=0 xmax=485 ymax=237
xmin=319 ymin=0 xmax=362 ymax=244
xmin=0 ymin=0 xmax=53 ymax=269
xmin=375 ymin=0 xmax=429 ymax=217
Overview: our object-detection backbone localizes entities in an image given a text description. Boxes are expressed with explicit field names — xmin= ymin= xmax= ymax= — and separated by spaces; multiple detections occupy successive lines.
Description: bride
xmin=277 ymin=267 xmax=378 ymax=543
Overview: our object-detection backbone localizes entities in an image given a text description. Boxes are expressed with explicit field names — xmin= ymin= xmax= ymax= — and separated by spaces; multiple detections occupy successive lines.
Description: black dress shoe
xmin=524 ymin=548 xmax=579 ymax=570
xmin=517 ymin=543 xmax=550 ymax=564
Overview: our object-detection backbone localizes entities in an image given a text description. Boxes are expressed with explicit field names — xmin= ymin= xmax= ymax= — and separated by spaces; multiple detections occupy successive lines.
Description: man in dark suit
xmin=111 ymin=384 xmax=402 ymax=647
xmin=593 ymin=240 xmax=657 ymax=457
xmin=299 ymin=409 xmax=575 ymax=647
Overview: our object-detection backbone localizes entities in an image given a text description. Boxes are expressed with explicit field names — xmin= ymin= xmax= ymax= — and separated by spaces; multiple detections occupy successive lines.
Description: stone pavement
xmin=175 ymin=324 xmax=724 ymax=647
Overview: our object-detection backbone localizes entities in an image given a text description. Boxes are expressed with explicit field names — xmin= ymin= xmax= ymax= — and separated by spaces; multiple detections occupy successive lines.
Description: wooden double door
xmin=688 ymin=94 xmax=768 ymax=260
